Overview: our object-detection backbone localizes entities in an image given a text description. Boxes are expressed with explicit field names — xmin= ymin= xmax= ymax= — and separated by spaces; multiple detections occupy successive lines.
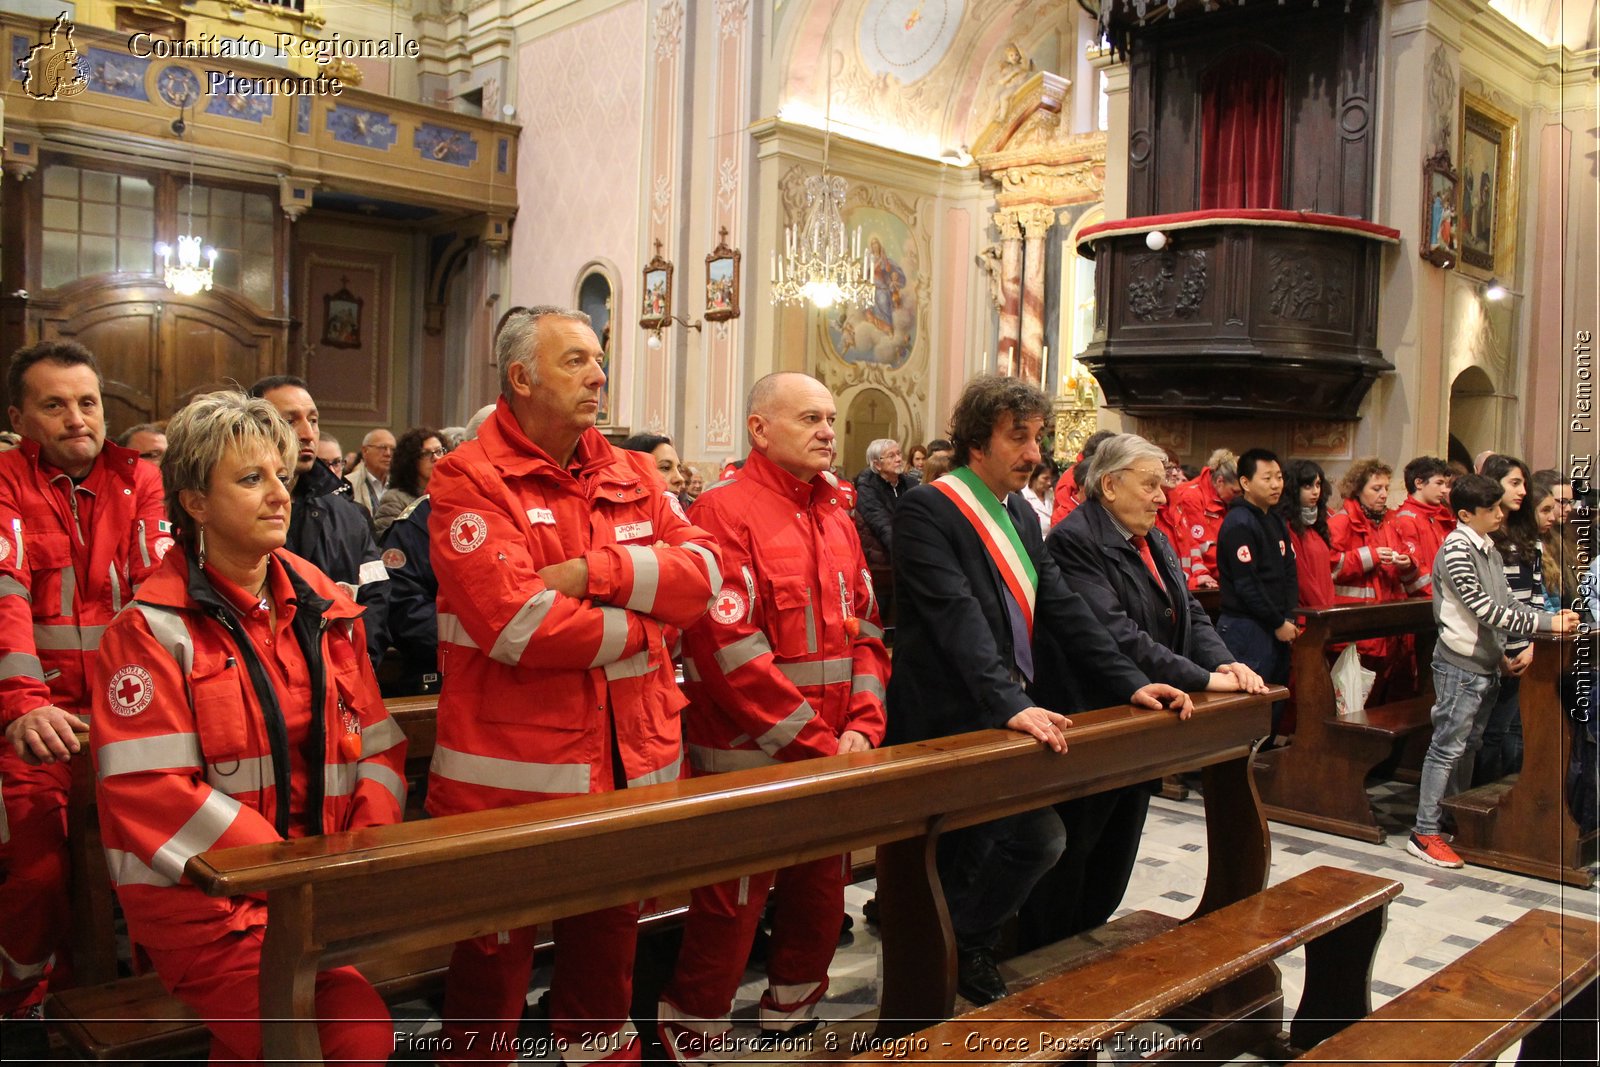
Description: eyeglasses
xmin=421 ymin=447 xmax=447 ymax=459
xmin=327 ymin=458 xmax=345 ymax=471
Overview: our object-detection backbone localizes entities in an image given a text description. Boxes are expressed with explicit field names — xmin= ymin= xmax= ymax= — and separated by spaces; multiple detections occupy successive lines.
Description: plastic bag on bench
xmin=1332 ymin=643 xmax=1376 ymax=721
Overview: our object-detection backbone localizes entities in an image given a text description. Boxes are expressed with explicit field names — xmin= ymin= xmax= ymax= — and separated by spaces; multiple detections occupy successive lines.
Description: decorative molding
xmin=1266 ymin=251 xmax=1351 ymax=329
xmin=1426 ymin=43 xmax=1457 ymax=157
xmin=1290 ymin=420 xmax=1355 ymax=461
xmin=717 ymin=156 xmax=739 ymax=213
xmin=993 ymin=209 xmax=1023 ymax=240
xmin=653 ymin=0 xmax=686 ymax=60
xmin=1017 ymin=204 xmax=1056 ymax=238
xmin=1127 ymin=251 xmax=1207 ymax=322
xmin=714 ymin=0 xmax=749 ymax=38
xmin=651 ymin=174 xmax=672 ymax=227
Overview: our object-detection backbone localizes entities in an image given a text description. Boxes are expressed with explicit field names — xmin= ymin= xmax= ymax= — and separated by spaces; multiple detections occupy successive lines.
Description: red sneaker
xmin=1407 ymin=833 xmax=1464 ymax=868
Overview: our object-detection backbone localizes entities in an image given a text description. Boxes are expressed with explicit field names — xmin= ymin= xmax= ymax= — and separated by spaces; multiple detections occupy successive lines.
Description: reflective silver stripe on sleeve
xmin=358 ymin=559 xmax=389 ymax=585
xmin=60 ymin=565 xmax=74 ymax=617
xmin=688 ymin=744 xmax=780 ymax=773
xmin=588 ymin=606 xmax=629 ymax=668
xmin=206 ymin=754 xmax=275 ymax=797
xmin=681 ymin=542 xmax=722 ymax=601
xmin=357 ymin=761 xmax=407 ymax=807
xmin=0 ymin=652 xmax=44 ymax=682
xmin=850 ymin=673 xmax=887 ymax=702
xmin=626 ymin=746 xmax=682 ymax=788
xmin=137 ymin=520 xmax=151 ymax=569
xmin=31 ymin=624 xmax=107 ymax=651
xmin=0 ymin=576 xmax=30 ymax=602
xmin=437 ymin=613 xmax=479 ymax=650
xmin=324 ymin=761 xmax=356 ymax=798
xmin=756 ymin=700 xmax=815 ymax=756
xmin=713 ymin=632 xmax=772 ymax=675
xmin=360 ymin=715 xmax=406 ymax=758
xmin=135 ymin=604 xmax=194 ymax=675
xmin=104 ymin=848 xmax=177 ymax=888
xmin=150 ymin=790 xmax=243 ymax=883
xmin=857 ymin=620 xmax=885 ymax=641
xmin=109 ymin=564 xmax=123 ymax=614
xmin=489 ymin=590 xmax=558 ymax=666
xmin=776 ymin=658 xmax=853 ymax=687
xmin=622 ymin=546 xmax=660 ymax=614
xmin=97 ymin=733 xmax=203 ymax=779
xmin=1358 ymin=546 xmax=1375 ymax=571
xmin=603 ymin=649 xmax=654 ymax=681
xmin=430 ymin=745 xmax=591 ymax=795
xmin=1333 ymin=585 xmax=1378 ymax=600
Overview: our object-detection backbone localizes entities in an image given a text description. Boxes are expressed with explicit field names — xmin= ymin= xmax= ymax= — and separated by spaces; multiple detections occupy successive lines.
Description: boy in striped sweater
xmin=1409 ymin=474 xmax=1580 ymax=867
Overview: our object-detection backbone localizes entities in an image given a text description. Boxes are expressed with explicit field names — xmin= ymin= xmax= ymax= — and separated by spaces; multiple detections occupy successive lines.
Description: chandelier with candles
xmin=156 ymin=109 xmax=217 ymax=297
xmin=771 ymin=174 xmax=873 ymax=309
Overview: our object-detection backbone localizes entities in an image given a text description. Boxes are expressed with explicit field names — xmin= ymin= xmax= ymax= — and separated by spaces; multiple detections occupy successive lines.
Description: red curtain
xmin=1199 ymin=54 xmax=1285 ymax=209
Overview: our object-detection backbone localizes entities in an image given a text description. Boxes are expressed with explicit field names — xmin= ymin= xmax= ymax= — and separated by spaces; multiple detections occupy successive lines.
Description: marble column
xmin=1018 ymin=205 xmax=1054 ymax=387
xmin=995 ymin=210 xmax=1023 ymax=376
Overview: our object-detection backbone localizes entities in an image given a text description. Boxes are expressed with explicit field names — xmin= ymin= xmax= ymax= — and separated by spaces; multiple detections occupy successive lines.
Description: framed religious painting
xmin=704 ymin=227 xmax=740 ymax=322
xmin=1457 ymin=93 xmax=1518 ymax=277
xmin=321 ymin=278 xmax=363 ymax=349
xmin=1420 ymin=149 xmax=1459 ymax=269
xmin=640 ymin=240 xmax=673 ymax=330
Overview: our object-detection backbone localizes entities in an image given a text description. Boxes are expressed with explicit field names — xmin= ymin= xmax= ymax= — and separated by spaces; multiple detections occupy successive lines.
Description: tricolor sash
xmin=932 ymin=467 xmax=1039 ymax=636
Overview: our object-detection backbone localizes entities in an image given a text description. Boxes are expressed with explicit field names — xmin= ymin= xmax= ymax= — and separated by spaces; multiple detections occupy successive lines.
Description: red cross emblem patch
xmin=108 ymin=665 xmax=155 ymax=717
xmin=1236 ymin=545 xmax=1253 ymax=563
xmin=1191 ymin=524 xmax=1205 ymax=540
xmin=449 ymin=512 xmax=487 ymax=554
xmin=0 ymin=537 xmax=9 ymax=565
xmin=152 ymin=536 xmax=174 ymax=561
xmin=710 ymin=587 xmax=747 ymax=625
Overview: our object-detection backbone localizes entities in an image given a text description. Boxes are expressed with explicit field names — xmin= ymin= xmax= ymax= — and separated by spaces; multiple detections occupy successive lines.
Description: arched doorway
xmin=1448 ymin=365 xmax=1500 ymax=462
xmin=842 ymin=387 xmax=897 ymax=478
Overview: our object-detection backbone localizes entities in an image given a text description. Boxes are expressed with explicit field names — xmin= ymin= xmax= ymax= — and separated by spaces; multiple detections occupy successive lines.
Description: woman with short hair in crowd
xmin=373 ymin=425 xmax=443 ymax=537
xmin=90 ymin=391 xmax=406 ymax=1065
xmin=621 ymin=432 xmax=687 ymax=495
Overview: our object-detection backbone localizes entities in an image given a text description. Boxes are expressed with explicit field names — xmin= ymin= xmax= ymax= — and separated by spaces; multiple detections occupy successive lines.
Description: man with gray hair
xmin=345 ymin=426 xmax=395 ymax=514
xmin=853 ymin=437 xmax=917 ymax=621
xmin=1022 ymin=433 xmax=1266 ymax=946
xmin=427 ymin=305 xmax=721 ymax=1065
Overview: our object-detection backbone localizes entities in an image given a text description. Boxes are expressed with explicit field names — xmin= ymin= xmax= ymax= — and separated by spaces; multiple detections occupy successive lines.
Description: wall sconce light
xmin=1145 ymin=230 xmax=1169 ymax=251
xmin=1481 ymin=277 xmax=1524 ymax=303
xmin=645 ymin=314 xmax=702 ymax=349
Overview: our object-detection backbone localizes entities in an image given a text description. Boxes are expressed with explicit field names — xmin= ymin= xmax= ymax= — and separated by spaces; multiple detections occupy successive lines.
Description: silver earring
xmin=196 ymin=524 xmax=206 ymax=567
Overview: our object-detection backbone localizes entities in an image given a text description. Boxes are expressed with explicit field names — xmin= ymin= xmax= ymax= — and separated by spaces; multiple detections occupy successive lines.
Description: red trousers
xmin=660 ymin=854 xmax=845 ymax=1032
xmin=145 ymin=927 xmax=390 ymax=1065
xmin=440 ymin=904 xmax=642 ymax=1065
xmin=0 ymin=752 xmax=71 ymax=1012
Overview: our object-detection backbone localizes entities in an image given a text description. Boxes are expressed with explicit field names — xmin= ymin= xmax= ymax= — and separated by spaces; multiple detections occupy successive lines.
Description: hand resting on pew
xmin=1132 ymin=682 xmax=1193 ymax=719
xmin=1007 ymin=706 xmax=1073 ymax=752
xmin=1207 ymin=661 xmax=1269 ymax=694
xmin=6 ymin=703 xmax=87 ymax=763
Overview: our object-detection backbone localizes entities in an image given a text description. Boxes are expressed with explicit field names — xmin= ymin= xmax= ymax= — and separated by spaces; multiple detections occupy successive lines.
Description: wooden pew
xmin=62 ymin=695 xmax=439 ymax=988
xmin=170 ymin=689 xmax=1275 ymax=1063
xmin=1444 ymin=631 xmax=1600 ymax=887
xmin=1252 ymin=601 xmax=1436 ymax=842
xmin=851 ymin=865 xmax=1399 ymax=1062
xmin=1294 ymin=908 xmax=1598 ymax=1065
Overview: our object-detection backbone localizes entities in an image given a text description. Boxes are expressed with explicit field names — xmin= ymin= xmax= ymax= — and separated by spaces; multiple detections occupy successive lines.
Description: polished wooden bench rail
xmin=1252 ymin=600 xmax=1437 ymax=842
xmin=174 ymin=688 xmax=1276 ymax=1063
xmin=64 ymin=694 xmax=441 ymax=989
xmin=1294 ymin=908 xmax=1598 ymax=1065
xmin=1444 ymin=631 xmax=1600 ymax=887
xmin=850 ymin=865 xmax=1400 ymax=1064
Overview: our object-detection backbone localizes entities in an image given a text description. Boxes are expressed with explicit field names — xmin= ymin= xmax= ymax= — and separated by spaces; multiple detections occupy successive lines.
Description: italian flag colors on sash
xmin=932 ymin=467 xmax=1039 ymax=636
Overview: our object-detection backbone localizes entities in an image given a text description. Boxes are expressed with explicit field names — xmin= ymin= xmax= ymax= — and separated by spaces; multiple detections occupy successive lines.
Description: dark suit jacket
xmin=1037 ymin=500 xmax=1234 ymax=712
xmin=885 ymin=480 xmax=1149 ymax=744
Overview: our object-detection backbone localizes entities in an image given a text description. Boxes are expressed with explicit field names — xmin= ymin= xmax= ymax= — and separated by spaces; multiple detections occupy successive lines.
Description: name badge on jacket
xmin=615 ymin=520 xmax=653 ymax=542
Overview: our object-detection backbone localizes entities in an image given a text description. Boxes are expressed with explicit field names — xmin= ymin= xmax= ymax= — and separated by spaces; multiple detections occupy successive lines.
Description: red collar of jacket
xmin=739 ymin=449 xmax=846 ymax=513
xmin=1197 ymin=468 xmax=1229 ymax=516
xmin=1402 ymin=496 xmax=1455 ymax=524
xmin=15 ymin=436 xmax=143 ymax=491
xmin=1339 ymin=496 xmax=1386 ymax=535
xmin=134 ymin=546 xmax=363 ymax=623
xmin=478 ymin=398 xmax=644 ymax=491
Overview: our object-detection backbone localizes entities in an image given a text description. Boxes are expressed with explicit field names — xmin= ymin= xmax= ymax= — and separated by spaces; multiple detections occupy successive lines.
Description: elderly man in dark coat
xmin=1022 ymin=432 xmax=1266 ymax=947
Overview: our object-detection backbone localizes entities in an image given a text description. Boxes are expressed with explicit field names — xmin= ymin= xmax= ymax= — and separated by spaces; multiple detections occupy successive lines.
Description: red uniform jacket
xmin=0 ymin=439 xmax=168 ymax=723
xmin=91 ymin=549 xmax=406 ymax=949
xmin=681 ymin=451 xmax=888 ymax=771
xmin=1164 ymin=469 xmax=1229 ymax=589
xmin=1388 ymin=497 xmax=1456 ymax=597
xmin=1327 ymin=499 xmax=1421 ymax=604
xmin=426 ymin=402 xmax=720 ymax=816
xmin=1287 ymin=524 xmax=1336 ymax=611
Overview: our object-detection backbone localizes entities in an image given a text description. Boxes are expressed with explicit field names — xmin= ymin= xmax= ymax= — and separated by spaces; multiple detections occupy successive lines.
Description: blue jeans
xmin=936 ymin=807 xmax=1066 ymax=951
xmin=1474 ymin=672 xmax=1523 ymax=785
xmin=1415 ymin=660 xmax=1501 ymax=836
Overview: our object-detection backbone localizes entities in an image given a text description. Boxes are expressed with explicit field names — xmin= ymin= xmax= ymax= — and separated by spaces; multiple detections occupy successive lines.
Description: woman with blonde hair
xmin=90 ymin=391 xmax=406 ymax=1064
